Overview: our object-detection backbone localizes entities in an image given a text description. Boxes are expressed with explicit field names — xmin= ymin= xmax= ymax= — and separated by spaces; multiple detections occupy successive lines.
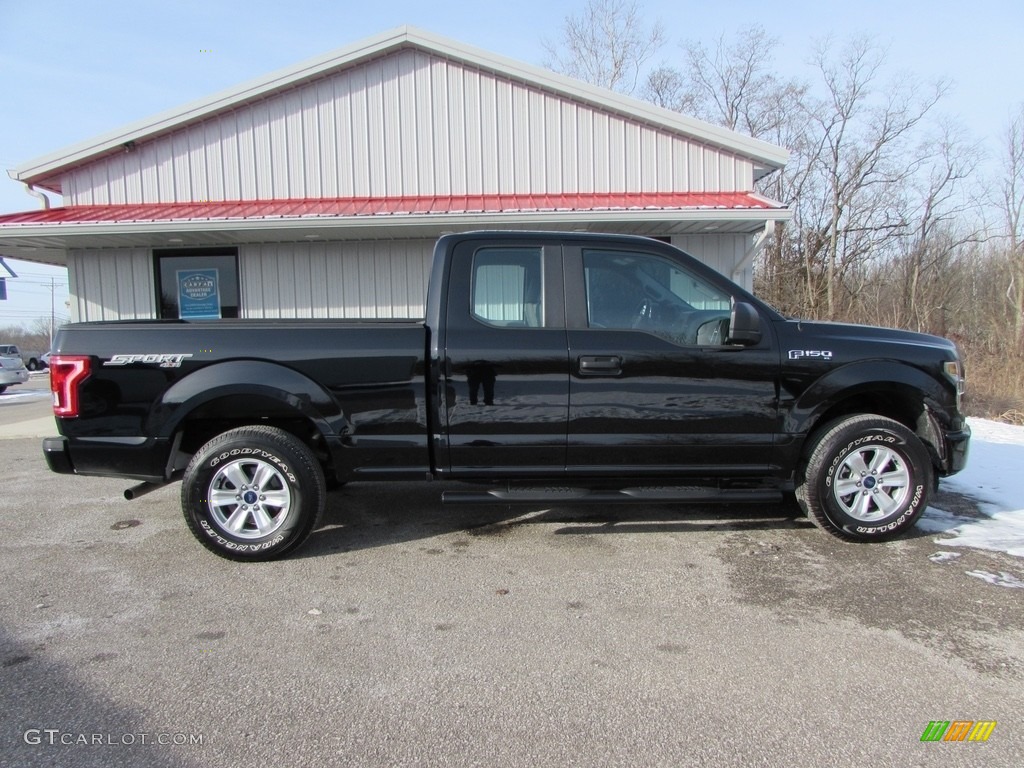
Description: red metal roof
xmin=0 ymin=192 xmax=780 ymax=227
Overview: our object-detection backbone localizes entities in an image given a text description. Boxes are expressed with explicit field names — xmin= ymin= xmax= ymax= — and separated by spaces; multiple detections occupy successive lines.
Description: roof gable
xmin=10 ymin=26 xmax=787 ymax=198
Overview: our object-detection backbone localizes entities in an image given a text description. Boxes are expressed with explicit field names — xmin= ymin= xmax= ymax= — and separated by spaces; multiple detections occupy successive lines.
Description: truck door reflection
xmin=466 ymin=361 xmax=496 ymax=405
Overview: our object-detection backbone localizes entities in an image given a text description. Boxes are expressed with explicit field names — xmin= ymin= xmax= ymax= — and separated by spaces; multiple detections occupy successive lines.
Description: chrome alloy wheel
xmin=207 ymin=458 xmax=292 ymax=539
xmin=831 ymin=444 xmax=911 ymax=522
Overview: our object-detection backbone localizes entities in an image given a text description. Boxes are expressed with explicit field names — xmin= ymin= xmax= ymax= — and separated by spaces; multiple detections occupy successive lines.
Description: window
xmin=471 ymin=247 xmax=543 ymax=328
xmin=583 ymin=249 xmax=733 ymax=345
xmin=155 ymin=248 xmax=240 ymax=319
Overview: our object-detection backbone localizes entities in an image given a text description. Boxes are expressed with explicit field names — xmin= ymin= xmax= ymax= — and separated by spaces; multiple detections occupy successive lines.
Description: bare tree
xmin=673 ymin=26 xmax=806 ymax=139
xmin=643 ymin=65 xmax=698 ymax=113
xmin=890 ymin=122 xmax=982 ymax=332
xmin=799 ymin=36 xmax=948 ymax=317
xmin=997 ymin=104 xmax=1024 ymax=352
xmin=542 ymin=0 xmax=665 ymax=94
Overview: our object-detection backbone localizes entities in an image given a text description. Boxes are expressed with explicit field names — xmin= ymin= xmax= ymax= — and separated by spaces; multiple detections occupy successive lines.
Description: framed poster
xmin=177 ymin=268 xmax=221 ymax=319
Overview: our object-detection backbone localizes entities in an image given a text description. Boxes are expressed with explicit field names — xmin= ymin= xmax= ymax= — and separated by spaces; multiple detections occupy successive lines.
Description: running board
xmin=442 ymin=486 xmax=782 ymax=505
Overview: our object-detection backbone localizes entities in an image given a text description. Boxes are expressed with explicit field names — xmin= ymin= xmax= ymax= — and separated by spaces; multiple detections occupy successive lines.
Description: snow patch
xmin=964 ymin=570 xmax=1024 ymax=589
xmin=921 ymin=418 xmax=1024 ymax=560
xmin=926 ymin=551 xmax=962 ymax=564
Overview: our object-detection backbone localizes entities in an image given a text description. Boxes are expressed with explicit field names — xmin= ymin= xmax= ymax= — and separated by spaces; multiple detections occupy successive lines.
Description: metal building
xmin=0 ymin=27 xmax=789 ymax=322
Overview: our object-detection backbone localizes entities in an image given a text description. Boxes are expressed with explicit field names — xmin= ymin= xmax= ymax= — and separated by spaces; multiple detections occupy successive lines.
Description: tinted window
xmin=471 ymin=247 xmax=544 ymax=328
xmin=583 ymin=249 xmax=732 ymax=345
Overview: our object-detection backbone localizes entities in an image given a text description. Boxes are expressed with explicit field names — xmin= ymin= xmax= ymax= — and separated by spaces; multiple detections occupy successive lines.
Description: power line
xmin=5 ymin=269 xmax=69 ymax=278
xmin=3 ymin=280 xmax=70 ymax=286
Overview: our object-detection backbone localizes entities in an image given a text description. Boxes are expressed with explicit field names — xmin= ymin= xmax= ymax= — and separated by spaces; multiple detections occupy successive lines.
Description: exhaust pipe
xmin=124 ymin=481 xmax=168 ymax=500
xmin=124 ymin=472 xmax=181 ymax=501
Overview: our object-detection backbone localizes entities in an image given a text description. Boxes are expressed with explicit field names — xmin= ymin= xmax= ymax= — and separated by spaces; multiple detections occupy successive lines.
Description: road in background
xmin=0 ymin=373 xmax=55 ymax=439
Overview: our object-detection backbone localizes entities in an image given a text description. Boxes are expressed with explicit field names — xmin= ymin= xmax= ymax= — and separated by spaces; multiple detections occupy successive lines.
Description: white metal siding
xmin=670 ymin=234 xmax=753 ymax=291
xmin=66 ymin=241 xmax=434 ymax=322
xmin=68 ymin=249 xmax=156 ymax=322
xmin=62 ymin=50 xmax=754 ymax=205
xmin=239 ymin=240 xmax=434 ymax=319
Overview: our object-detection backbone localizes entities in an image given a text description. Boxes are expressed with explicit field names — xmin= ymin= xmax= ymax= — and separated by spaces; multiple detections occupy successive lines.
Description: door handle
xmin=578 ymin=355 xmax=622 ymax=375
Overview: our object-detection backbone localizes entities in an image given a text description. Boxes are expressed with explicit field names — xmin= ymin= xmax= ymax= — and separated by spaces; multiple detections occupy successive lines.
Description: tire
xmin=27 ymin=359 xmax=38 ymax=371
xmin=181 ymin=426 xmax=326 ymax=561
xmin=0 ymin=386 xmax=6 ymax=395
xmin=795 ymin=414 xmax=933 ymax=541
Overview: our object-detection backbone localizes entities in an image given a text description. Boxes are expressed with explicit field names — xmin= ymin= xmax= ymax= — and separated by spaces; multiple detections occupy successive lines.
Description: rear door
xmin=442 ymin=238 xmax=569 ymax=477
xmin=564 ymin=243 xmax=780 ymax=476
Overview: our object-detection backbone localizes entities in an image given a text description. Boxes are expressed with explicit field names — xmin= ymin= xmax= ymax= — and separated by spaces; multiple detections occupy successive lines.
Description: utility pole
xmin=50 ymin=276 xmax=56 ymax=348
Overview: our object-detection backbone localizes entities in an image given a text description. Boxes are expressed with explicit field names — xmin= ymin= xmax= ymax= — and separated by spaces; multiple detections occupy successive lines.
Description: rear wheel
xmin=182 ymin=426 xmax=326 ymax=561
xmin=796 ymin=415 xmax=933 ymax=541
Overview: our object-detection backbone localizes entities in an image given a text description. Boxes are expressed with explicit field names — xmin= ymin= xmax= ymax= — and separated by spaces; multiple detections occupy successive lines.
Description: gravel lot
xmin=1 ymin=380 xmax=1022 ymax=767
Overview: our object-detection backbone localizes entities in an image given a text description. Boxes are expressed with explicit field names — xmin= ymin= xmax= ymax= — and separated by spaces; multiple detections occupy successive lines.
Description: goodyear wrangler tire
xmin=182 ymin=426 xmax=325 ymax=561
xmin=796 ymin=415 xmax=933 ymax=542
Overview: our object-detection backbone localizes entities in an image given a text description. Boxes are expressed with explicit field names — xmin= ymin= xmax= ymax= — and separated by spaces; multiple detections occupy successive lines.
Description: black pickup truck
xmin=43 ymin=231 xmax=969 ymax=560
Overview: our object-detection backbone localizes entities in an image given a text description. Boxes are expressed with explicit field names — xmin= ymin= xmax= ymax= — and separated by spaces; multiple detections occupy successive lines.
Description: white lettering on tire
xmin=208 ymin=449 xmax=295 ymax=482
xmin=199 ymin=519 xmax=285 ymax=552
xmin=853 ymin=484 xmax=924 ymax=534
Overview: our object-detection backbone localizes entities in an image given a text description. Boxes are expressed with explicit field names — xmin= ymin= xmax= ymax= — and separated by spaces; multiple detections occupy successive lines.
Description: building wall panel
xmin=671 ymin=233 xmax=753 ymax=291
xmin=68 ymin=248 xmax=155 ymax=322
xmin=239 ymin=239 xmax=434 ymax=319
xmin=63 ymin=50 xmax=754 ymax=206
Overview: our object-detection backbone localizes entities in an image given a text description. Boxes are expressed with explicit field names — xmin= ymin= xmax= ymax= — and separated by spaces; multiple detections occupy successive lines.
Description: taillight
xmin=50 ymin=356 xmax=91 ymax=418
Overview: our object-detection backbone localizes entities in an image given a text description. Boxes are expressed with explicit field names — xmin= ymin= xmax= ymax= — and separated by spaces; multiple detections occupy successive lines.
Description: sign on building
xmin=177 ymin=269 xmax=221 ymax=319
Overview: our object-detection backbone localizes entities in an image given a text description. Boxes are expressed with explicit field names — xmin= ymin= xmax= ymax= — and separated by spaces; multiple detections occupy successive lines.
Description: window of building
xmin=155 ymin=248 xmax=240 ymax=319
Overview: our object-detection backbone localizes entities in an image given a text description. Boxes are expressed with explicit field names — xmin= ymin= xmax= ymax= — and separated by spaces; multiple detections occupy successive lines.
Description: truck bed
xmin=49 ymin=319 xmax=430 ymax=482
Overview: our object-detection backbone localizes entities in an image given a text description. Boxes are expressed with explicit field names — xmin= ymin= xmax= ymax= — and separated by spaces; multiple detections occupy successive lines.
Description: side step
xmin=442 ymin=486 xmax=783 ymax=505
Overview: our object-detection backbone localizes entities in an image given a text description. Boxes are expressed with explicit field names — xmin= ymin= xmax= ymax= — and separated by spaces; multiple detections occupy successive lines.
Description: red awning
xmin=0 ymin=192 xmax=780 ymax=227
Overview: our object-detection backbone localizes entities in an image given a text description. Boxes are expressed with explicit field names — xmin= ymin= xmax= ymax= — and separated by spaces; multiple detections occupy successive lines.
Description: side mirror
xmin=728 ymin=301 xmax=761 ymax=346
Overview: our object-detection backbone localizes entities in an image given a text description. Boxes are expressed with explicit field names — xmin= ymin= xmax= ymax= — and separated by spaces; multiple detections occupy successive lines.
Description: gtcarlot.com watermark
xmin=24 ymin=729 xmax=204 ymax=747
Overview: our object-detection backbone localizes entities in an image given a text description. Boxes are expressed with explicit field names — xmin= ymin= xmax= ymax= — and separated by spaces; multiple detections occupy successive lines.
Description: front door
xmin=564 ymin=244 xmax=780 ymax=477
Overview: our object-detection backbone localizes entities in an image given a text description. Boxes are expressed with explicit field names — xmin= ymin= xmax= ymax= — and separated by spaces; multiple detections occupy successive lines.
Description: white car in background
xmin=22 ymin=349 xmax=49 ymax=370
xmin=0 ymin=344 xmax=30 ymax=394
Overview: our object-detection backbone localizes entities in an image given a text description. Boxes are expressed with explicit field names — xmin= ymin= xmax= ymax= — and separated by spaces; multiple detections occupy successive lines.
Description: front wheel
xmin=796 ymin=415 xmax=933 ymax=541
xmin=182 ymin=426 xmax=326 ymax=561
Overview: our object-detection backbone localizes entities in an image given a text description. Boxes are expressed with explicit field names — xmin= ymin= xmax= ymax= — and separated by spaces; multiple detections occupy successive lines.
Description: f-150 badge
xmin=104 ymin=353 xmax=194 ymax=368
xmin=788 ymin=350 xmax=833 ymax=360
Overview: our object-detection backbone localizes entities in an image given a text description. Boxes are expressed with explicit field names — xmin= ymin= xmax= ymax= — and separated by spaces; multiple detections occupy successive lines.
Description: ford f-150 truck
xmin=43 ymin=231 xmax=969 ymax=560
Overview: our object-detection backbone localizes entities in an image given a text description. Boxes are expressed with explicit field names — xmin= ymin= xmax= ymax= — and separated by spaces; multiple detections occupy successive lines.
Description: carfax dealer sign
xmin=177 ymin=269 xmax=221 ymax=319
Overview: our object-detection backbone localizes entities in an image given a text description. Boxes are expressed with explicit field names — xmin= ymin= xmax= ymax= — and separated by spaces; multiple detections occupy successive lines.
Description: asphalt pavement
xmin=1 ymin=377 xmax=1021 ymax=767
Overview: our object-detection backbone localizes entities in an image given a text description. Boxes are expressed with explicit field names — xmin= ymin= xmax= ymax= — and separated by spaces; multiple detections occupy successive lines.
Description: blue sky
xmin=1 ymin=0 xmax=1022 ymax=326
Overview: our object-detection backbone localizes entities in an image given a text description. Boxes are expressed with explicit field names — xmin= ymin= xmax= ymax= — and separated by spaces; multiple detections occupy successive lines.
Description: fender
xmin=146 ymin=360 xmax=351 ymax=444
xmin=783 ymin=359 xmax=954 ymax=436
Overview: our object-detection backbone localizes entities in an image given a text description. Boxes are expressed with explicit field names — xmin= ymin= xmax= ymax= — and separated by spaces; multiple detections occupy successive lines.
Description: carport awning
xmin=0 ymin=192 xmax=783 ymax=226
